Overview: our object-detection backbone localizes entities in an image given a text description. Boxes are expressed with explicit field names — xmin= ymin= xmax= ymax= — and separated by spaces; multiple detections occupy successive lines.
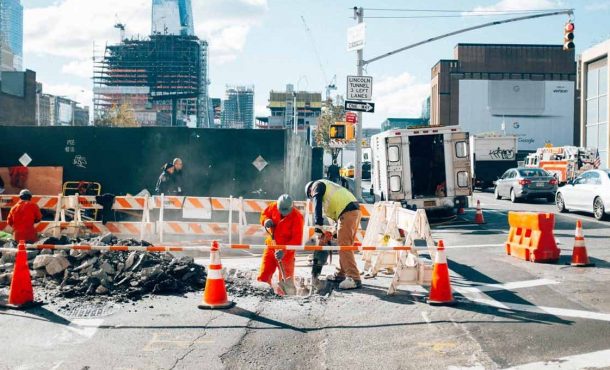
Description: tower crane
xmin=300 ymin=16 xmax=336 ymax=101
xmin=114 ymin=14 xmax=126 ymax=42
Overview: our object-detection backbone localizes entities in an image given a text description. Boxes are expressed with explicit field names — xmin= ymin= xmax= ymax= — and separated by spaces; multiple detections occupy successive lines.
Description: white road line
xmin=466 ymin=297 xmax=610 ymax=322
xmin=421 ymin=311 xmax=431 ymax=324
xmin=67 ymin=318 xmax=104 ymax=339
xmin=443 ymin=243 xmax=504 ymax=249
xmin=503 ymin=348 xmax=610 ymax=369
xmin=454 ymin=279 xmax=558 ymax=294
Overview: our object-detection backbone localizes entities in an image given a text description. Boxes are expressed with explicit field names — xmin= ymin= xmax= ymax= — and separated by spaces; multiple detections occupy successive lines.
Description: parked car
xmin=494 ymin=168 xmax=558 ymax=203
xmin=555 ymin=169 xmax=610 ymax=221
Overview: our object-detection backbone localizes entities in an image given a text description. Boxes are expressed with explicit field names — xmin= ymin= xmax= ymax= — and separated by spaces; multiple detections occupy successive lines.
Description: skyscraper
xmin=151 ymin=0 xmax=194 ymax=36
xmin=0 ymin=0 xmax=23 ymax=72
xmin=221 ymin=86 xmax=255 ymax=129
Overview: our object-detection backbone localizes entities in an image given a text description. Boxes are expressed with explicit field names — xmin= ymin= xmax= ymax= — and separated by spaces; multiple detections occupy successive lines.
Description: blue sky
xmin=22 ymin=0 xmax=610 ymax=127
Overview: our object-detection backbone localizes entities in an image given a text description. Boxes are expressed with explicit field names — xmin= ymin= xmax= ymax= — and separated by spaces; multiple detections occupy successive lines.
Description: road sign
xmin=345 ymin=112 xmax=357 ymax=123
xmin=346 ymin=75 xmax=373 ymax=101
xmin=347 ymin=23 xmax=366 ymax=52
xmin=345 ymin=100 xmax=375 ymax=113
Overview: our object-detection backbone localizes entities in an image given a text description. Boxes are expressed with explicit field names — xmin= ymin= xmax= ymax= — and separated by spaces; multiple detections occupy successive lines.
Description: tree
xmin=94 ymin=103 xmax=139 ymax=127
xmin=314 ymin=99 xmax=345 ymax=162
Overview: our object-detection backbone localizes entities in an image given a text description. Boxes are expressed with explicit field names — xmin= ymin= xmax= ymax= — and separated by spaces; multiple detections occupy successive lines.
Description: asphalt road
xmin=1 ymin=191 xmax=609 ymax=369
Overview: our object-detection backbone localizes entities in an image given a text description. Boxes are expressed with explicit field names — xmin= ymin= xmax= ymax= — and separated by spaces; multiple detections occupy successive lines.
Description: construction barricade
xmin=360 ymin=201 xmax=436 ymax=295
xmin=505 ymin=211 xmax=560 ymax=263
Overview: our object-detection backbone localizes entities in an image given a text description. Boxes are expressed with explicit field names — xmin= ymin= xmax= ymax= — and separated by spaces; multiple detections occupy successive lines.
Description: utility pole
xmin=353 ymin=6 xmax=364 ymax=200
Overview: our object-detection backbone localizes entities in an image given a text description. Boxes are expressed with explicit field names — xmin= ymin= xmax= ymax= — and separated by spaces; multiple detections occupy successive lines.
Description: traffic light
xmin=563 ymin=22 xmax=574 ymax=51
xmin=330 ymin=123 xmax=346 ymax=139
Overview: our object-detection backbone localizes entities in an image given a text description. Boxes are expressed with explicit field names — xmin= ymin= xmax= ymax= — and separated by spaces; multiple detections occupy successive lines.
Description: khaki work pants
xmin=336 ymin=209 xmax=362 ymax=281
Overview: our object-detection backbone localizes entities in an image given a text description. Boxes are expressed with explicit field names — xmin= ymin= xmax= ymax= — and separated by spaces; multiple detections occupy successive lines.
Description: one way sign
xmin=345 ymin=100 xmax=375 ymax=113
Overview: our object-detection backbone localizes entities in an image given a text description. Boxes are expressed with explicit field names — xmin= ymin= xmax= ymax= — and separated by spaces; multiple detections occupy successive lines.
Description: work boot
xmin=338 ymin=277 xmax=362 ymax=290
xmin=326 ymin=273 xmax=346 ymax=282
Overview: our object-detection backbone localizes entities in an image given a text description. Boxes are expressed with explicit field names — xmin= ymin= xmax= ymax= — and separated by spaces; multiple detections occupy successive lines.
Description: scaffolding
xmin=93 ymin=34 xmax=209 ymax=127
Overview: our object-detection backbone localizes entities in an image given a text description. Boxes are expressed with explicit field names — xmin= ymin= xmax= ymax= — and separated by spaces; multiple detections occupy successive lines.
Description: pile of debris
xmin=0 ymin=234 xmax=206 ymax=303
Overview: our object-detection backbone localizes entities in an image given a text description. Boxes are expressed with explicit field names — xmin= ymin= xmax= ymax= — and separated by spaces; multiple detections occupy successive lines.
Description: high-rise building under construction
xmin=221 ymin=86 xmax=254 ymax=129
xmin=93 ymin=0 xmax=209 ymax=127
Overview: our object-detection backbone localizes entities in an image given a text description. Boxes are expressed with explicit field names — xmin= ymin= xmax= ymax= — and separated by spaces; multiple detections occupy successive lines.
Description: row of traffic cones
xmin=456 ymin=200 xmax=485 ymax=224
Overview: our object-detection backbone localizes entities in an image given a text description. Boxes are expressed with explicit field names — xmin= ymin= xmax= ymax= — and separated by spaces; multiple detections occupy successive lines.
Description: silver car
xmin=494 ymin=168 xmax=558 ymax=203
xmin=556 ymin=169 xmax=610 ymax=221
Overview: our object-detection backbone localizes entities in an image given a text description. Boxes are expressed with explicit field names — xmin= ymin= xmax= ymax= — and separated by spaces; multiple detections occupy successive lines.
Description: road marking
xmin=454 ymin=279 xmax=559 ymax=294
xmin=67 ymin=318 xmax=104 ymax=339
xmin=503 ymin=348 xmax=610 ymax=369
xmin=421 ymin=311 xmax=431 ymax=324
xmin=466 ymin=297 xmax=610 ymax=322
xmin=443 ymin=243 xmax=504 ymax=249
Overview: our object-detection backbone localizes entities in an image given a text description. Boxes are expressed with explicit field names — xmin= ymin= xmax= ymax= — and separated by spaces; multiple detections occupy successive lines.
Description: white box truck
xmin=370 ymin=126 xmax=471 ymax=213
xmin=469 ymin=135 xmax=518 ymax=189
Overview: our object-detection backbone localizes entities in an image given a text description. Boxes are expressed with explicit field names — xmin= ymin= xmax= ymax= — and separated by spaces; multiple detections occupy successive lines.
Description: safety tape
xmin=0 ymin=243 xmax=414 ymax=253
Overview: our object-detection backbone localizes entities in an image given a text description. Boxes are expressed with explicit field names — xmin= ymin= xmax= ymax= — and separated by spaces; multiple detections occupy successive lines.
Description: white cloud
xmin=471 ymin=0 xmax=564 ymax=13
xmin=255 ymin=104 xmax=269 ymax=117
xmin=24 ymin=0 xmax=268 ymax=65
xmin=365 ymin=72 xmax=429 ymax=127
xmin=61 ymin=59 xmax=93 ymax=79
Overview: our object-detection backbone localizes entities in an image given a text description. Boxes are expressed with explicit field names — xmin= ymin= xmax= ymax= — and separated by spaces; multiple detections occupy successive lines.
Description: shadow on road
xmin=0 ymin=304 xmax=71 ymax=326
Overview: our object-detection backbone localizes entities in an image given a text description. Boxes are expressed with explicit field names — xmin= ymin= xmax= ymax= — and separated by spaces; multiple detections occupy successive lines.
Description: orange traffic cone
xmin=474 ymin=200 xmax=485 ymax=224
xmin=7 ymin=241 xmax=34 ymax=308
xmin=198 ymin=241 xmax=235 ymax=310
xmin=427 ymin=240 xmax=455 ymax=305
xmin=571 ymin=220 xmax=593 ymax=267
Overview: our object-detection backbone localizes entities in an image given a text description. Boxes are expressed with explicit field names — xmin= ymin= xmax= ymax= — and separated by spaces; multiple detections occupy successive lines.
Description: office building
xmin=221 ymin=85 xmax=254 ymax=129
xmin=431 ymin=44 xmax=577 ymax=152
xmin=0 ymin=0 xmax=23 ymax=72
xmin=580 ymin=39 xmax=609 ymax=168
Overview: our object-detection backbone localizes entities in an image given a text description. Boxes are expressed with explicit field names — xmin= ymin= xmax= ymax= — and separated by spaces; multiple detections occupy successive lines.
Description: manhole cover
xmin=63 ymin=303 xmax=121 ymax=319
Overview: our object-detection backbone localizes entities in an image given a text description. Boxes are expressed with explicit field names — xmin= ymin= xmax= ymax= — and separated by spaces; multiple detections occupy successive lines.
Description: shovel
xmin=265 ymin=226 xmax=296 ymax=296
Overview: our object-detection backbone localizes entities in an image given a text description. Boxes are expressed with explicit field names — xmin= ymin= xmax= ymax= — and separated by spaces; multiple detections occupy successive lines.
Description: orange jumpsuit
xmin=257 ymin=202 xmax=304 ymax=284
xmin=7 ymin=200 xmax=42 ymax=243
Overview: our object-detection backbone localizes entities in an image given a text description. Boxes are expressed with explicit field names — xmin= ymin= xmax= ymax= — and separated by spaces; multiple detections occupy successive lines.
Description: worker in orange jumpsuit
xmin=257 ymin=194 xmax=304 ymax=285
xmin=7 ymin=189 xmax=42 ymax=243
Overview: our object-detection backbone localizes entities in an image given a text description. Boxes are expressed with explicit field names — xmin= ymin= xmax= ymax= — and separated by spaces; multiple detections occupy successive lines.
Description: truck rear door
xmin=450 ymin=132 xmax=472 ymax=196
xmin=386 ymin=136 xmax=407 ymax=200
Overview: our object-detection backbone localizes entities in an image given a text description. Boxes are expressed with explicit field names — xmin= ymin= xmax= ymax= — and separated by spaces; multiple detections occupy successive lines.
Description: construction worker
xmin=172 ymin=158 xmax=184 ymax=195
xmin=155 ymin=162 xmax=175 ymax=195
xmin=305 ymin=180 xmax=362 ymax=289
xmin=7 ymin=189 xmax=42 ymax=243
xmin=257 ymin=194 xmax=304 ymax=285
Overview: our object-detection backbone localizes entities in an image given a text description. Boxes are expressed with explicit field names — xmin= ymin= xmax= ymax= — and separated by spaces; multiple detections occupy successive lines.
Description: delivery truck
xmin=469 ymin=135 xmax=518 ymax=189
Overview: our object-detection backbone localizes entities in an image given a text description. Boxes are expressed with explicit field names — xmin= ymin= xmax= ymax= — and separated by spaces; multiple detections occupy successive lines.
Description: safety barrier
xmin=359 ymin=202 xmax=435 ymax=294
xmin=505 ymin=211 xmax=560 ymax=263
xmin=0 ymin=193 xmax=373 ymax=244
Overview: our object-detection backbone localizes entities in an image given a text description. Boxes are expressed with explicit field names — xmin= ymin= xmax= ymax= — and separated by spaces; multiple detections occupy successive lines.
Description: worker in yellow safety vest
xmin=305 ymin=180 xmax=361 ymax=290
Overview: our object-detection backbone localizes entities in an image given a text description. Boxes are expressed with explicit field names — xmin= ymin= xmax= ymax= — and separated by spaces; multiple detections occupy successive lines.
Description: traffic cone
xmin=7 ymin=241 xmax=34 ymax=308
xmin=427 ymin=240 xmax=455 ymax=305
xmin=198 ymin=241 xmax=235 ymax=310
xmin=571 ymin=220 xmax=593 ymax=267
xmin=474 ymin=200 xmax=485 ymax=224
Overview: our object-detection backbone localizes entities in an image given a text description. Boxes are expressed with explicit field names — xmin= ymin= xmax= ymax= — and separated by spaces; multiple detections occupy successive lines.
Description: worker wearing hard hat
xmin=257 ymin=194 xmax=304 ymax=285
xmin=305 ymin=180 xmax=362 ymax=289
xmin=7 ymin=189 xmax=43 ymax=243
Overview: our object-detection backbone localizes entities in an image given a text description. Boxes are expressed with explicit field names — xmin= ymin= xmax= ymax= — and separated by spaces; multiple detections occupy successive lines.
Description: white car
xmin=555 ymin=169 xmax=610 ymax=221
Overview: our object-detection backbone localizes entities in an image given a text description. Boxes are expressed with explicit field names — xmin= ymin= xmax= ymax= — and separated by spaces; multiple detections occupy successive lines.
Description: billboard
xmin=459 ymin=80 xmax=575 ymax=151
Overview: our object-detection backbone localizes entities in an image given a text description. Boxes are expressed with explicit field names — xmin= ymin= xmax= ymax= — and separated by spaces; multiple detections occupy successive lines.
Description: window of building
xmin=585 ymin=57 xmax=608 ymax=168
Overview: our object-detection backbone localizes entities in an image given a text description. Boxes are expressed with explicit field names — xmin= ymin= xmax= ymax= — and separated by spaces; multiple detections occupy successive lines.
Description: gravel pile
xmin=0 ymin=234 xmax=206 ymax=303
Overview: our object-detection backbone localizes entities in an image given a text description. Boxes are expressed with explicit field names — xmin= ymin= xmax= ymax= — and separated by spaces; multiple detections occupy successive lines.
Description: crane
xmin=300 ymin=16 xmax=336 ymax=101
xmin=114 ymin=14 xmax=126 ymax=42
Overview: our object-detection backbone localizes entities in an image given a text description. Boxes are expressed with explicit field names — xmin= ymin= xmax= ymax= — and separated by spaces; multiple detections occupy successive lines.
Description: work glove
xmin=264 ymin=219 xmax=274 ymax=229
xmin=275 ymin=249 xmax=284 ymax=260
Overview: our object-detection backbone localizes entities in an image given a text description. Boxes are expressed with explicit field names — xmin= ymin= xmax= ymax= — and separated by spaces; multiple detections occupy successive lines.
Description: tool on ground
xmin=571 ymin=220 xmax=593 ymax=267
xmin=265 ymin=226 xmax=296 ymax=296
xmin=198 ymin=241 xmax=235 ymax=310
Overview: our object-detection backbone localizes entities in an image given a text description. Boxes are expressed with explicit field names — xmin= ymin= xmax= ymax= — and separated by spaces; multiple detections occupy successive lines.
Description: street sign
xmin=346 ymin=75 xmax=373 ymax=101
xmin=345 ymin=100 xmax=375 ymax=113
xmin=345 ymin=112 xmax=357 ymax=123
xmin=347 ymin=23 xmax=366 ymax=52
